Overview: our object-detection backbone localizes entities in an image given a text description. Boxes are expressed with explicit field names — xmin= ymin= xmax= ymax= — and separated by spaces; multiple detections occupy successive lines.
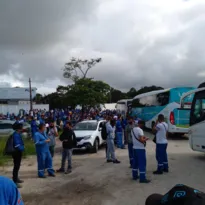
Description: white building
xmin=0 ymin=87 xmax=37 ymax=105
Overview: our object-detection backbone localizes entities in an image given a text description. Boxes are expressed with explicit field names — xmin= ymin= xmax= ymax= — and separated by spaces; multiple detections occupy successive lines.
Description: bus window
xmin=157 ymin=92 xmax=170 ymax=106
xmin=191 ymin=93 xmax=205 ymax=125
xmin=181 ymin=93 xmax=194 ymax=109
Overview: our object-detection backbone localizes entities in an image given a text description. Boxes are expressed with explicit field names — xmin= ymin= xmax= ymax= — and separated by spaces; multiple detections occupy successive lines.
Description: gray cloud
xmin=0 ymin=0 xmax=205 ymax=94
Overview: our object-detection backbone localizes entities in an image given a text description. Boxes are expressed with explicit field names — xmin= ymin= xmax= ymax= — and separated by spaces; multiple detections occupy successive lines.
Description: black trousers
xmin=105 ymin=143 xmax=107 ymax=155
xmin=12 ymin=151 xmax=22 ymax=183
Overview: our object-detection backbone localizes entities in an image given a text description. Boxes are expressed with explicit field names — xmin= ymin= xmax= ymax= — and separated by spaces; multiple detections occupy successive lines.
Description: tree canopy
xmin=34 ymin=57 xmax=164 ymax=109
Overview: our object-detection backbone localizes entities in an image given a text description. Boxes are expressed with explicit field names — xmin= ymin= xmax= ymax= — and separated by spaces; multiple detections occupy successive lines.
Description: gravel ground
xmin=0 ymin=131 xmax=205 ymax=205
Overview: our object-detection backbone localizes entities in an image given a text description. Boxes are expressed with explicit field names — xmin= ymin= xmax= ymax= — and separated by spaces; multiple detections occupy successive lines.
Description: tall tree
xmin=63 ymin=57 xmax=102 ymax=82
xmin=33 ymin=93 xmax=43 ymax=104
xmin=66 ymin=78 xmax=110 ymax=109
xmin=127 ymin=87 xmax=137 ymax=98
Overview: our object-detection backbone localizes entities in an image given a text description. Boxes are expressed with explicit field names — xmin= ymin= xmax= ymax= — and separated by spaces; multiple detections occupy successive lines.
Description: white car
xmin=73 ymin=120 xmax=105 ymax=153
xmin=0 ymin=120 xmax=31 ymax=138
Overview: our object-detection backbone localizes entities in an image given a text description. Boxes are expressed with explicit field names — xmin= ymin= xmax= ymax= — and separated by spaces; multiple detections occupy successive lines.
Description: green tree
xmin=63 ymin=57 xmax=102 ymax=82
xmin=67 ymin=78 xmax=110 ymax=109
xmin=127 ymin=87 xmax=137 ymax=98
xmin=33 ymin=93 xmax=43 ymax=104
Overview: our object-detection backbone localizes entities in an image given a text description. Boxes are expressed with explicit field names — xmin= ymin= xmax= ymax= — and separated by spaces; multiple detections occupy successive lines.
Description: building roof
xmin=0 ymin=87 xmax=37 ymax=100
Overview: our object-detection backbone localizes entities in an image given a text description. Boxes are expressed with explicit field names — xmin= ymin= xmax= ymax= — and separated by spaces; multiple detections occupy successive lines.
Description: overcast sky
xmin=0 ymin=0 xmax=205 ymax=94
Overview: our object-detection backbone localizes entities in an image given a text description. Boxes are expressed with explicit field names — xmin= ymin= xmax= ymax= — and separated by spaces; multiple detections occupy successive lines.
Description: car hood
xmin=74 ymin=130 xmax=95 ymax=138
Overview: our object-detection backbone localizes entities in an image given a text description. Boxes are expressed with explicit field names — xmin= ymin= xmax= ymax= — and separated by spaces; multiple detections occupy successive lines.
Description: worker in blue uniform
xmin=116 ymin=116 xmax=125 ymax=149
xmin=131 ymin=120 xmax=150 ymax=183
xmin=12 ymin=123 xmax=25 ymax=188
xmin=31 ymin=117 xmax=38 ymax=140
xmin=34 ymin=123 xmax=55 ymax=178
xmin=152 ymin=114 xmax=169 ymax=175
xmin=0 ymin=176 xmax=24 ymax=205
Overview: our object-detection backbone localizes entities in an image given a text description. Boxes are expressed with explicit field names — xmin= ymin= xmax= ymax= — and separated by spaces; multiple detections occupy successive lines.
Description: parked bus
xmin=116 ymin=99 xmax=132 ymax=117
xmin=180 ymin=82 xmax=205 ymax=152
xmin=131 ymin=87 xmax=195 ymax=135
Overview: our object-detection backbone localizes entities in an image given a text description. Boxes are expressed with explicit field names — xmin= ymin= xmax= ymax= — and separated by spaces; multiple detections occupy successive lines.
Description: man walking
xmin=131 ymin=120 xmax=150 ymax=183
xmin=57 ymin=121 xmax=77 ymax=174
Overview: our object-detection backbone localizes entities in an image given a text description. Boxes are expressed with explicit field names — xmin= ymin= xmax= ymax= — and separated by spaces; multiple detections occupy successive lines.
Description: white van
xmin=181 ymin=82 xmax=205 ymax=152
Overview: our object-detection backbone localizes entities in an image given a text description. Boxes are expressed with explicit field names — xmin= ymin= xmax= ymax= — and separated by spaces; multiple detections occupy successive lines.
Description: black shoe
xmin=56 ymin=168 xmax=64 ymax=173
xmin=153 ymin=170 xmax=163 ymax=175
xmin=39 ymin=176 xmax=47 ymax=179
xmin=65 ymin=170 xmax=72 ymax=174
xmin=107 ymin=159 xmax=113 ymax=163
xmin=163 ymin=169 xmax=169 ymax=173
xmin=17 ymin=179 xmax=24 ymax=183
xmin=140 ymin=179 xmax=151 ymax=183
xmin=48 ymin=174 xmax=56 ymax=177
xmin=113 ymin=159 xmax=121 ymax=164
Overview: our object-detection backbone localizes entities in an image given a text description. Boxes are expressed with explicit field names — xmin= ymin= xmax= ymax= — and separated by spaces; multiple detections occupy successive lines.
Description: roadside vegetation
xmin=0 ymin=136 xmax=36 ymax=166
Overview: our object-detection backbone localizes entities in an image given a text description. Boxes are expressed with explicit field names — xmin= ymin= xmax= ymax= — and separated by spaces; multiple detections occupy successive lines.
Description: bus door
xmin=173 ymin=93 xmax=194 ymax=129
xmin=190 ymin=90 xmax=205 ymax=152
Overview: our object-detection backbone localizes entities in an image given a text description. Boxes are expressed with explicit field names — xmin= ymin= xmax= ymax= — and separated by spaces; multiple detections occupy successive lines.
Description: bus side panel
xmin=173 ymin=108 xmax=190 ymax=128
xmin=131 ymin=106 xmax=165 ymax=122
xmin=142 ymin=106 xmax=166 ymax=121
xmin=189 ymin=121 xmax=205 ymax=152
xmin=169 ymin=87 xmax=195 ymax=104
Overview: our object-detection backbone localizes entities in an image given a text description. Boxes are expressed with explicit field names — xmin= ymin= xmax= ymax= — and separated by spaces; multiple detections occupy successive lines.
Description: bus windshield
xmin=190 ymin=91 xmax=205 ymax=125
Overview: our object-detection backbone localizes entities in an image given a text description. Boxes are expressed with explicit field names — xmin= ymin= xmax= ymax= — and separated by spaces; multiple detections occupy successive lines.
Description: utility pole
xmin=29 ymin=78 xmax=33 ymax=111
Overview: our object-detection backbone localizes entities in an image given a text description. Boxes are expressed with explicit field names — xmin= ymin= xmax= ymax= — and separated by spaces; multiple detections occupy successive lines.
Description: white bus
xmin=116 ymin=99 xmax=132 ymax=117
xmin=181 ymin=82 xmax=205 ymax=153
xmin=131 ymin=87 xmax=195 ymax=135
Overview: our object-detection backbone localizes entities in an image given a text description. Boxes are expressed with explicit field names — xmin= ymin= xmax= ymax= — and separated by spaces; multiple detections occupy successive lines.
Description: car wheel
xmin=92 ymin=138 xmax=99 ymax=153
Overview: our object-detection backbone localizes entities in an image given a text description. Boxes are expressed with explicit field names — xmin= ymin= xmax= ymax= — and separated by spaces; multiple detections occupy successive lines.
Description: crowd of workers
xmin=1 ymin=108 xmax=205 ymax=205
xmin=9 ymin=108 xmax=169 ymax=188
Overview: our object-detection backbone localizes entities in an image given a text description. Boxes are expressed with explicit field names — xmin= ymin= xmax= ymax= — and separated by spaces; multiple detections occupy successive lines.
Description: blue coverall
xmin=13 ymin=132 xmax=24 ymax=183
xmin=0 ymin=176 xmax=24 ymax=205
xmin=31 ymin=120 xmax=38 ymax=139
xmin=34 ymin=131 xmax=55 ymax=177
xmin=116 ymin=120 xmax=124 ymax=148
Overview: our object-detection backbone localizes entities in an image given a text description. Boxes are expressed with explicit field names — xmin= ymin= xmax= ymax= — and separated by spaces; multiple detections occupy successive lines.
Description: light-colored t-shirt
xmin=156 ymin=122 xmax=168 ymax=144
xmin=48 ymin=127 xmax=58 ymax=146
xmin=131 ymin=127 xmax=145 ymax=150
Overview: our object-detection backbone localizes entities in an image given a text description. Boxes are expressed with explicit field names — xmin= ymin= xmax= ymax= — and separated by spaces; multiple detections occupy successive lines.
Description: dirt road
xmin=1 ymin=132 xmax=205 ymax=205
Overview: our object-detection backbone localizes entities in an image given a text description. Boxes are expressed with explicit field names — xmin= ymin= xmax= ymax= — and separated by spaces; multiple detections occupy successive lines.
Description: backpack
xmin=101 ymin=122 xmax=108 ymax=140
xmin=3 ymin=134 xmax=15 ymax=156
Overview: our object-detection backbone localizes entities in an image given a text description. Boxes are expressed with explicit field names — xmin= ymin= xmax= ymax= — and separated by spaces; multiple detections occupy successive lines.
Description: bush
xmin=0 ymin=136 xmax=36 ymax=166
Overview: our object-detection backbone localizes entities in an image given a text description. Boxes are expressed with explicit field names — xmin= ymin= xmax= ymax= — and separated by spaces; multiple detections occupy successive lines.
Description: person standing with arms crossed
xmin=152 ymin=114 xmax=169 ymax=174
xmin=57 ymin=121 xmax=77 ymax=174
xmin=131 ymin=120 xmax=150 ymax=183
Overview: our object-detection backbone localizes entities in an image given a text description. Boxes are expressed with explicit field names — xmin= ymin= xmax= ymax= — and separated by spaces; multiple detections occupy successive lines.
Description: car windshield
xmin=74 ymin=122 xmax=98 ymax=131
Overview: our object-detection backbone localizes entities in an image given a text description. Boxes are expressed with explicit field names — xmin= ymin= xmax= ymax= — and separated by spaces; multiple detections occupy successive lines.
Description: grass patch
xmin=0 ymin=136 xmax=36 ymax=166
xmin=175 ymin=124 xmax=190 ymax=128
